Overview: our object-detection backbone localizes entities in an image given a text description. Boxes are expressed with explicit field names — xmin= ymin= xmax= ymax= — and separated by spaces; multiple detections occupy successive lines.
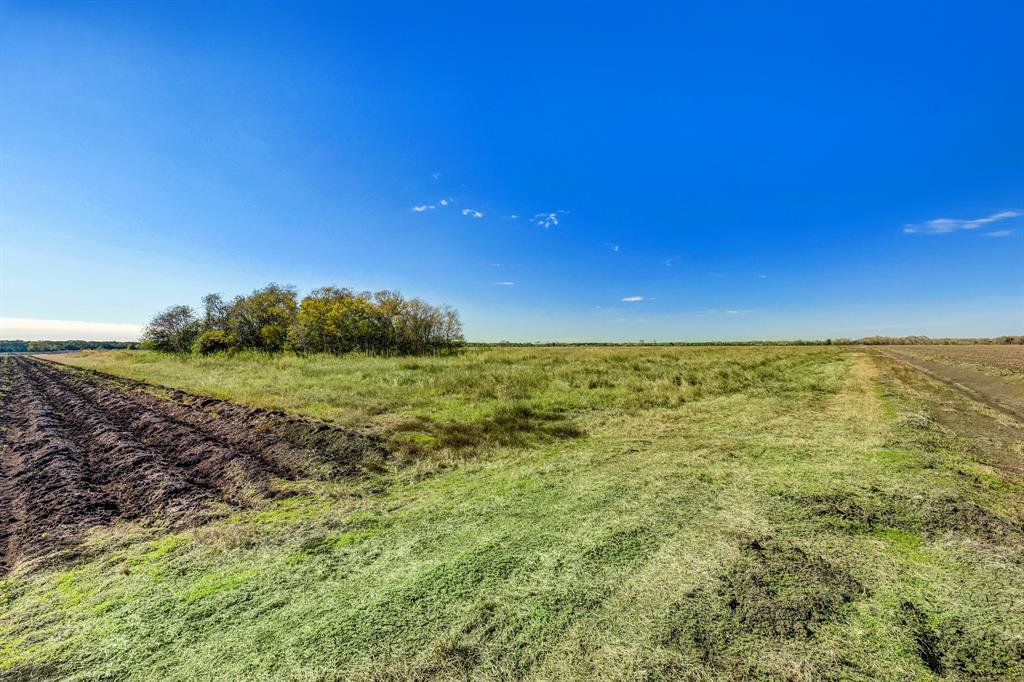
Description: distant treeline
xmin=472 ymin=336 xmax=1024 ymax=347
xmin=143 ymin=284 xmax=464 ymax=356
xmin=0 ymin=340 xmax=139 ymax=353
xmin=852 ymin=335 xmax=1024 ymax=345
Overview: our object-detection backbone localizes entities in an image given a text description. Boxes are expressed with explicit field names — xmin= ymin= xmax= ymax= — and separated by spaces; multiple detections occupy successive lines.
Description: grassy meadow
xmin=3 ymin=346 xmax=1023 ymax=680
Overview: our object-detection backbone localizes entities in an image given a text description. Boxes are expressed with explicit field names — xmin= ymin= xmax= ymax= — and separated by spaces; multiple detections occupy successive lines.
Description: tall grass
xmin=61 ymin=347 xmax=843 ymax=461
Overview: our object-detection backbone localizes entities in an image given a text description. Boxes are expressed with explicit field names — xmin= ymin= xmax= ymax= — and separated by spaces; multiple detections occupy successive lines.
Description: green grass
xmin=3 ymin=347 xmax=1023 ymax=680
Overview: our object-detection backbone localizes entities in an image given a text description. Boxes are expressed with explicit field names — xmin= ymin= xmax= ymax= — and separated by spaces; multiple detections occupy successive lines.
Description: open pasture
xmin=1 ymin=346 xmax=1022 ymax=680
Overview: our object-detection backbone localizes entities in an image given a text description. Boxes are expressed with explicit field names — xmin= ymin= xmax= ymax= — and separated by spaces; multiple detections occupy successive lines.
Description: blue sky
xmin=2 ymin=1 xmax=1022 ymax=341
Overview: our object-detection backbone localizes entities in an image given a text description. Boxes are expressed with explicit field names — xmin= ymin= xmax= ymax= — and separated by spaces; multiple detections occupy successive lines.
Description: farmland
xmin=877 ymin=345 xmax=1024 ymax=421
xmin=883 ymin=344 xmax=1024 ymax=382
xmin=2 ymin=346 xmax=1023 ymax=680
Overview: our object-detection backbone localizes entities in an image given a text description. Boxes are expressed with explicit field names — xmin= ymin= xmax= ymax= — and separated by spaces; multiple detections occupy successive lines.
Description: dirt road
xmin=0 ymin=356 xmax=386 ymax=572
xmin=874 ymin=346 xmax=1024 ymax=420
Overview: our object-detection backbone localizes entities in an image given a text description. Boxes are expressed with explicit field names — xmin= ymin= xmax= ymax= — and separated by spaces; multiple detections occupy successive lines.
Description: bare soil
xmin=898 ymin=344 xmax=1024 ymax=380
xmin=874 ymin=346 xmax=1024 ymax=420
xmin=784 ymin=490 xmax=1023 ymax=545
xmin=662 ymin=537 xmax=864 ymax=675
xmin=0 ymin=356 xmax=387 ymax=572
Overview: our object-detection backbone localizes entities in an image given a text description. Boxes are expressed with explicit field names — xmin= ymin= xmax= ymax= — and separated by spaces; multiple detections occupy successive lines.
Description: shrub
xmin=193 ymin=329 xmax=238 ymax=355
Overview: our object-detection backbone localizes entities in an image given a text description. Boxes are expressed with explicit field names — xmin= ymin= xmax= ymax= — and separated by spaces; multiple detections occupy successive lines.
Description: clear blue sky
xmin=2 ymin=1 xmax=1022 ymax=341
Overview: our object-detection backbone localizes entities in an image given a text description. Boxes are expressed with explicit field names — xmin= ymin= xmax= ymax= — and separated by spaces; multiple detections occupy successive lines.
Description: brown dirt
xmin=0 ymin=356 xmax=388 ymax=573
xmin=664 ymin=537 xmax=863 ymax=656
xmin=716 ymin=537 xmax=863 ymax=640
xmin=657 ymin=537 xmax=864 ymax=679
xmin=782 ymin=490 xmax=1023 ymax=545
xmin=873 ymin=351 xmax=1024 ymax=481
xmin=893 ymin=345 xmax=1024 ymax=381
xmin=874 ymin=347 xmax=1024 ymax=420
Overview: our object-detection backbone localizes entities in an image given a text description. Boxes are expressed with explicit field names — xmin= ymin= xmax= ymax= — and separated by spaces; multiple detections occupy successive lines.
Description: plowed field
xmin=0 ymin=356 xmax=385 ymax=572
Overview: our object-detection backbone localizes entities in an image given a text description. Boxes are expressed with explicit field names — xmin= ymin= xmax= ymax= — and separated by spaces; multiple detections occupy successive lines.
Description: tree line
xmin=142 ymin=284 xmax=464 ymax=355
xmin=0 ymin=340 xmax=139 ymax=353
xmin=848 ymin=335 xmax=1024 ymax=345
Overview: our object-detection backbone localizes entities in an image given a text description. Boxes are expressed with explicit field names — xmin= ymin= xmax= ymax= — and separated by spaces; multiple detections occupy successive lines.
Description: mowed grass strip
xmin=2 ymin=347 xmax=1022 ymax=680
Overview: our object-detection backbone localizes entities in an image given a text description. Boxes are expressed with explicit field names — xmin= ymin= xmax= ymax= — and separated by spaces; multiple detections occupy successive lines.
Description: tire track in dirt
xmin=873 ymin=347 xmax=1024 ymax=421
xmin=0 ymin=356 xmax=388 ymax=572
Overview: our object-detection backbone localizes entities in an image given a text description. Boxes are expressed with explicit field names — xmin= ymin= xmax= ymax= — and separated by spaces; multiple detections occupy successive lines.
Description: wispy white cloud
xmin=532 ymin=210 xmax=568 ymax=229
xmin=982 ymin=229 xmax=1014 ymax=238
xmin=725 ymin=309 xmax=752 ymax=315
xmin=759 ymin=274 xmax=768 ymax=279
xmin=664 ymin=258 xmax=673 ymax=268
xmin=621 ymin=296 xmax=653 ymax=302
xmin=493 ymin=281 xmax=515 ymax=286
xmin=432 ymin=172 xmax=441 ymax=180
xmin=605 ymin=243 xmax=620 ymax=253
xmin=509 ymin=214 xmax=519 ymax=220
xmin=413 ymin=198 xmax=455 ymax=212
xmin=902 ymin=210 xmax=1022 ymax=234
xmin=461 ymin=208 xmax=484 ymax=219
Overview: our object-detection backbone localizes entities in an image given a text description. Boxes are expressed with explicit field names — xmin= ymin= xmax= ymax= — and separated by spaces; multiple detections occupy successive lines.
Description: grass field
xmin=3 ymin=346 xmax=1023 ymax=680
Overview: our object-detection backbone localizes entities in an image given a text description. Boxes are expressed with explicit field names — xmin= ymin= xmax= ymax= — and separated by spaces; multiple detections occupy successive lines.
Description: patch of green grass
xmin=240 ymin=494 xmax=331 ymax=525
xmin=878 ymin=527 xmax=925 ymax=557
xmin=183 ymin=567 xmax=258 ymax=604
xmin=2 ymin=347 xmax=1021 ymax=679
xmin=131 ymin=534 xmax=190 ymax=566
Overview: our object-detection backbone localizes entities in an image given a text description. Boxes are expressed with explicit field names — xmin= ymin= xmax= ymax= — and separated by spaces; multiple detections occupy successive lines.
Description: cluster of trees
xmin=0 ymin=340 xmax=138 ymax=352
xmin=142 ymin=284 xmax=464 ymax=356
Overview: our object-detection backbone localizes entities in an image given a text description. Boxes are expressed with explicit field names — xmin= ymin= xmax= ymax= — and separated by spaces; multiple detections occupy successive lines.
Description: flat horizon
xmin=1 ymin=316 xmax=1018 ymax=346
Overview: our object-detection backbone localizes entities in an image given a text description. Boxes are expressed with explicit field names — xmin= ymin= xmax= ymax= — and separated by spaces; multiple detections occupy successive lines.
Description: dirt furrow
xmin=0 ymin=359 xmax=114 ymax=569
xmin=48 ymin=360 xmax=385 ymax=479
xmin=0 ymin=359 xmax=9 ymax=569
xmin=17 ymin=358 xmax=220 ymax=522
xmin=22 ymin=359 xmax=283 ymax=505
xmin=0 ymin=356 xmax=389 ymax=573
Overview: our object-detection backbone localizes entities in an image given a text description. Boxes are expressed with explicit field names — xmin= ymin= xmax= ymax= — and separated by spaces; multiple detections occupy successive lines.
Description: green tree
xmin=293 ymin=287 xmax=381 ymax=354
xmin=201 ymin=293 xmax=231 ymax=331
xmin=142 ymin=305 xmax=201 ymax=353
xmin=228 ymin=284 xmax=298 ymax=352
